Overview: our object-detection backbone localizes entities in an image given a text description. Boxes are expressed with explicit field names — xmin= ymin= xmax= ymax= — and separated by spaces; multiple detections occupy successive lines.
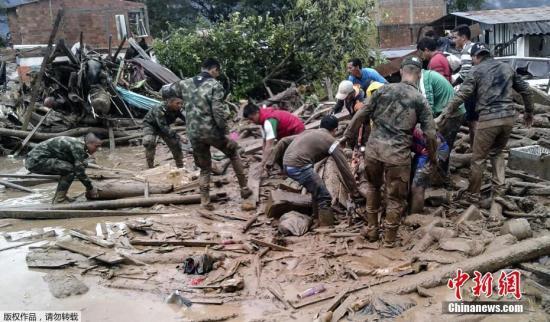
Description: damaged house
xmin=4 ymin=0 xmax=150 ymax=48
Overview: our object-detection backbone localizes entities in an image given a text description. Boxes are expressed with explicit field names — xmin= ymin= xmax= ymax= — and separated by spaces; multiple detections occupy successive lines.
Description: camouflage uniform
xmin=169 ymin=72 xmax=250 ymax=207
xmin=444 ymin=56 xmax=533 ymax=197
xmin=25 ymin=136 xmax=93 ymax=199
xmin=142 ymin=103 xmax=185 ymax=168
xmin=344 ymin=82 xmax=436 ymax=245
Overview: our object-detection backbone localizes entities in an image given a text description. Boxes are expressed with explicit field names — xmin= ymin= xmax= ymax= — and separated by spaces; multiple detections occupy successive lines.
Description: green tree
xmin=154 ymin=0 xmax=379 ymax=99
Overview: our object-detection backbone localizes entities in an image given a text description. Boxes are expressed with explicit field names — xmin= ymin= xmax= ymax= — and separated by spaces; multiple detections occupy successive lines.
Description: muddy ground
xmin=0 ymin=144 xmax=549 ymax=322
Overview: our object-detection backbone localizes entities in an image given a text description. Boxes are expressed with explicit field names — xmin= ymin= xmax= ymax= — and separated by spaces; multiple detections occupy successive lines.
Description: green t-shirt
xmin=421 ymin=70 xmax=466 ymax=117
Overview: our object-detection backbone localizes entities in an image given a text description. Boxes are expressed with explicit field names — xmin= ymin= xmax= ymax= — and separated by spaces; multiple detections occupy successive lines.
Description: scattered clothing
xmin=412 ymin=128 xmax=449 ymax=188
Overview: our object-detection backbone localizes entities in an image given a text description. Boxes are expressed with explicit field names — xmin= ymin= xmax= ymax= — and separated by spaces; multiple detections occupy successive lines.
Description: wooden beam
xmin=0 ymin=209 xmax=167 ymax=220
xmin=56 ymin=239 xmax=123 ymax=265
xmin=250 ymin=238 xmax=292 ymax=252
xmin=13 ymin=109 xmax=52 ymax=156
xmin=21 ymin=9 xmax=64 ymax=131
xmin=68 ymin=229 xmax=114 ymax=248
xmin=129 ymin=239 xmax=219 ymax=247
xmin=0 ymin=179 xmax=33 ymax=193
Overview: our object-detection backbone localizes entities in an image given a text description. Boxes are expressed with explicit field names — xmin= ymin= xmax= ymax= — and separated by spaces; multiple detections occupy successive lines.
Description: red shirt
xmin=428 ymin=52 xmax=452 ymax=83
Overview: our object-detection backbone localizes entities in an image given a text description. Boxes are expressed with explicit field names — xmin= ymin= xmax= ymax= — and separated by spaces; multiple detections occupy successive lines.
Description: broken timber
xmin=56 ymin=239 xmax=123 ymax=265
xmin=69 ymin=230 xmax=114 ymax=248
xmin=130 ymin=239 xmax=219 ymax=247
xmin=250 ymin=238 xmax=292 ymax=252
xmin=369 ymin=235 xmax=550 ymax=295
xmin=0 ymin=179 xmax=34 ymax=193
xmin=10 ymin=193 xmax=226 ymax=211
xmin=0 ymin=209 xmax=165 ymax=220
xmin=265 ymin=190 xmax=312 ymax=218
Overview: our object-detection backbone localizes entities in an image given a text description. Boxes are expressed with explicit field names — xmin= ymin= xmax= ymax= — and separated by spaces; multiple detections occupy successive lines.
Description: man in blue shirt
xmin=347 ymin=58 xmax=387 ymax=91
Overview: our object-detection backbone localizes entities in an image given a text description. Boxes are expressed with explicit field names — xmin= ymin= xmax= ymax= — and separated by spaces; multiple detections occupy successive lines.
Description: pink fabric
xmin=258 ymin=108 xmax=305 ymax=139
xmin=428 ymin=52 xmax=452 ymax=82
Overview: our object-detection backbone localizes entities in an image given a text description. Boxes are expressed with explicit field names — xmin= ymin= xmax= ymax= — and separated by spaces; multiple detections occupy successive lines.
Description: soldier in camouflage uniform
xmin=25 ymin=133 xmax=102 ymax=203
xmin=142 ymin=95 xmax=185 ymax=168
xmin=343 ymin=56 xmax=437 ymax=247
xmin=163 ymin=58 xmax=252 ymax=210
xmin=440 ymin=43 xmax=533 ymax=203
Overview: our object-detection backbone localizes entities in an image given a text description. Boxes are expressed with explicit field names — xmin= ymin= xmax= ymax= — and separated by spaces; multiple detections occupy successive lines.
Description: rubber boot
xmin=145 ymin=148 xmax=155 ymax=169
xmin=361 ymin=211 xmax=379 ymax=242
xmin=490 ymin=153 xmax=506 ymax=199
xmin=363 ymin=187 xmax=381 ymax=242
xmin=199 ymin=173 xmax=214 ymax=211
xmin=318 ymin=208 xmax=334 ymax=226
xmin=230 ymin=156 xmax=252 ymax=199
xmin=383 ymin=223 xmax=399 ymax=248
xmin=52 ymin=190 xmax=74 ymax=204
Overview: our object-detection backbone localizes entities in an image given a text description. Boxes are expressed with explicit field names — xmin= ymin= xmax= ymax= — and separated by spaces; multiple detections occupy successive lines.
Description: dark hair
xmin=452 ymin=24 xmax=471 ymax=40
xmin=242 ymin=103 xmax=260 ymax=118
xmin=424 ymin=30 xmax=436 ymax=38
xmin=348 ymin=58 xmax=362 ymax=69
xmin=202 ymin=58 xmax=221 ymax=70
xmin=320 ymin=115 xmax=339 ymax=131
xmin=417 ymin=37 xmax=437 ymax=51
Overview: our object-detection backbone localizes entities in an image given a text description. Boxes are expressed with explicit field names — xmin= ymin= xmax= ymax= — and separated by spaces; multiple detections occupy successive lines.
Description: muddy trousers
xmin=142 ymin=127 xmax=183 ymax=168
xmin=364 ymin=157 xmax=410 ymax=243
xmin=438 ymin=113 xmax=464 ymax=175
xmin=468 ymin=124 xmax=512 ymax=196
xmin=285 ymin=165 xmax=332 ymax=209
xmin=26 ymin=158 xmax=78 ymax=193
xmin=190 ymin=136 xmax=248 ymax=204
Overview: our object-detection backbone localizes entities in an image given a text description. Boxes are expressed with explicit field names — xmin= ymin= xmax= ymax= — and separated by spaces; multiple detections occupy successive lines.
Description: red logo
xmin=448 ymin=269 xmax=522 ymax=300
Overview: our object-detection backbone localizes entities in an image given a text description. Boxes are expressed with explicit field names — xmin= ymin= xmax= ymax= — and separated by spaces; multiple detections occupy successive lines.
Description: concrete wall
xmin=7 ymin=0 xmax=147 ymax=48
xmin=376 ymin=0 xmax=446 ymax=48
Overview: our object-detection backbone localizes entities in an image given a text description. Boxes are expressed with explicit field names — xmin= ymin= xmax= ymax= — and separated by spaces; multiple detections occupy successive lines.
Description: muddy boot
xmin=361 ymin=211 xmax=379 ymax=242
xmin=240 ymin=187 xmax=252 ymax=199
xmin=383 ymin=223 xmax=399 ymax=248
xmin=318 ymin=208 xmax=334 ymax=226
xmin=231 ymin=156 xmax=252 ymax=199
xmin=175 ymin=158 xmax=184 ymax=169
xmin=199 ymin=174 xmax=214 ymax=211
xmin=145 ymin=148 xmax=155 ymax=169
xmin=52 ymin=190 xmax=74 ymax=204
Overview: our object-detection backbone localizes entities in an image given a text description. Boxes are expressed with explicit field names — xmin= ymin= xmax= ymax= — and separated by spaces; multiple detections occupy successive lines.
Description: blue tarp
xmin=116 ymin=86 xmax=160 ymax=111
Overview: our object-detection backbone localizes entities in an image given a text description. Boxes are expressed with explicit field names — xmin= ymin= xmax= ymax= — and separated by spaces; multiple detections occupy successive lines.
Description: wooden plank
xmin=56 ymin=239 xmax=123 ymax=265
xmin=21 ymin=9 xmax=64 ymax=131
xmin=265 ymin=189 xmax=312 ymax=218
xmin=69 ymin=229 xmax=114 ymax=248
xmin=130 ymin=239 xmax=219 ymax=247
xmin=108 ymin=126 xmax=115 ymax=152
xmin=290 ymin=292 xmax=336 ymax=309
xmin=0 ymin=179 xmax=33 ymax=193
xmin=243 ymin=163 xmax=262 ymax=209
xmin=189 ymin=298 xmax=223 ymax=305
xmin=0 ymin=209 xmax=165 ymax=219
xmin=0 ymin=241 xmax=38 ymax=252
xmin=0 ymin=174 xmax=59 ymax=180
xmin=267 ymin=285 xmax=291 ymax=310
xmin=250 ymin=238 xmax=292 ymax=252
xmin=242 ymin=212 xmax=262 ymax=233
xmin=519 ymin=263 xmax=550 ymax=280
xmin=13 ymin=109 xmax=52 ymax=156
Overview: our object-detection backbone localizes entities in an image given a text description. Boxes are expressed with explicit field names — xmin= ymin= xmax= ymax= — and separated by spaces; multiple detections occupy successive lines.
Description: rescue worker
xmin=25 ymin=133 xmax=101 ymax=203
xmin=268 ymin=115 xmax=361 ymax=226
xmin=439 ymin=43 xmax=533 ymax=203
xmin=343 ymin=56 xmax=437 ymax=246
xmin=242 ymin=103 xmax=305 ymax=171
xmin=347 ymin=58 xmax=387 ymax=91
xmin=164 ymin=58 xmax=252 ymax=210
xmin=142 ymin=94 xmax=185 ymax=168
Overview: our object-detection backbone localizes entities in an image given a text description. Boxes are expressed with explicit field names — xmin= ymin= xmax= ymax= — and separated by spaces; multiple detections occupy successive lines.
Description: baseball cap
xmin=335 ymin=80 xmax=354 ymax=100
xmin=401 ymin=56 xmax=423 ymax=69
xmin=471 ymin=42 xmax=490 ymax=56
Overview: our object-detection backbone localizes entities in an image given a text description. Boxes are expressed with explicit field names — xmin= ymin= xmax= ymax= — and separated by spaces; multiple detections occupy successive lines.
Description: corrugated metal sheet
xmin=508 ymin=21 xmax=550 ymax=36
xmin=3 ymin=0 xmax=39 ymax=9
xmin=452 ymin=6 xmax=550 ymax=25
